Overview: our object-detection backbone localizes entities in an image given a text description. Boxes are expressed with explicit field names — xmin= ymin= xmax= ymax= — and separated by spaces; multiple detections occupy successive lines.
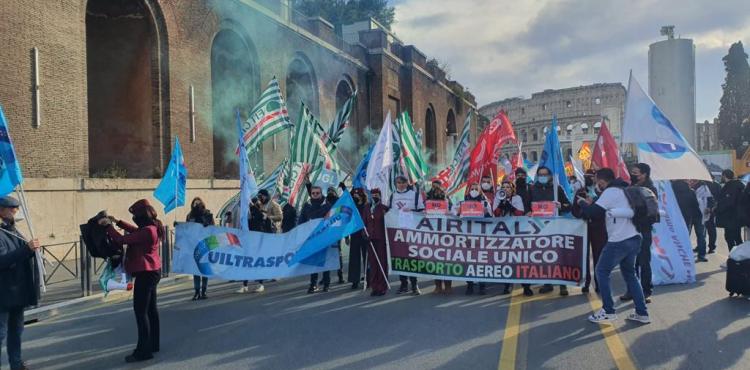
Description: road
xmin=20 ymin=246 xmax=750 ymax=370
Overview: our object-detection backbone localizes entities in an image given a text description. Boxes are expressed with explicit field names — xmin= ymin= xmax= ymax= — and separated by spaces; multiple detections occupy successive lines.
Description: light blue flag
xmin=539 ymin=116 xmax=572 ymax=201
xmin=289 ymin=191 xmax=365 ymax=266
xmin=0 ymin=106 xmax=24 ymax=196
xmin=154 ymin=137 xmax=187 ymax=213
xmin=352 ymin=145 xmax=373 ymax=190
xmin=237 ymin=110 xmax=258 ymax=232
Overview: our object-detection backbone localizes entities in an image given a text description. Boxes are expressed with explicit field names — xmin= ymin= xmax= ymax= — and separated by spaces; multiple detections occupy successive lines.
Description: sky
xmin=390 ymin=0 xmax=750 ymax=122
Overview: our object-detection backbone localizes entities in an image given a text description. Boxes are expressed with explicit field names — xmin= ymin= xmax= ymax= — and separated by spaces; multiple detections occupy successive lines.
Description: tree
xmin=293 ymin=0 xmax=396 ymax=30
xmin=718 ymin=41 xmax=750 ymax=157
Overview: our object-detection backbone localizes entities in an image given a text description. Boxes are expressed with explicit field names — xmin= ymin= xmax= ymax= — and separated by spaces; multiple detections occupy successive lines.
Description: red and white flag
xmin=591 ymin=121 xmax=631 ymax=183
xmin=467 ymin=110 xmax=516 ymax=187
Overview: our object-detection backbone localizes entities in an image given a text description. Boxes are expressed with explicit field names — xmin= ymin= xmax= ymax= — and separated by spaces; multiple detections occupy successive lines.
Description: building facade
xmin=479 ymin=83 xmax=627 ymax=164
xmin=0 ymin=0 xmax=475 ymax=245
xmin=695 ymin=119 xmax=722 ymax=152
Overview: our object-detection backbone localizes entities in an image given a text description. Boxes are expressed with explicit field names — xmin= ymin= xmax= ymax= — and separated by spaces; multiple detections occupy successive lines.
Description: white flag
xmin=366 ymin=112 xmax=394 ymax=201
xmin=622 ymin=74 xmax=711 ymax=181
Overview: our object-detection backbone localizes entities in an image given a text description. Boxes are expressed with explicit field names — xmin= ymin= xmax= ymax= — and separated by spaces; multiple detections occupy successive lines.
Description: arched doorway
xmin=446 ymin=109 xmax=457 ymax=150
xmin=86 ymin=0 xmax=168 ymax=178
xmin=424 ymin=105 xmax=437 ymax=166
xmin=210 ymin=28 xmax=260 ymax=178
xmin=284 ymin=54 xmax=317 ymax=153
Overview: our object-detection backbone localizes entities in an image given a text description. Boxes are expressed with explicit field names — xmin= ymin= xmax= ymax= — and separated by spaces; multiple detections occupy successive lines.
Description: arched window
xmin=286 ymin=55 xmax=318 ymax=120
xmin=531 ymin=151 xmax=538 ymax=162
xmin=521 ymin=130 xmax=528 ymax=142
xmin=87 ymin=0 xmax=169 ymax=178
xmin=210 ymin=28 xmax=260 ymax=178
xmin=531 ymin=128 xmax=538 ymax=142
xmin=446 ymin=109 xmax=457 ymax=146
xmin=425 ymin=105 xmax=438 ymax=165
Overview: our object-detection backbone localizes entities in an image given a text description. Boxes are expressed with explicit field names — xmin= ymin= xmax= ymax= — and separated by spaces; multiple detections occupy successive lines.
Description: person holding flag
xmin=299 ymin=186 xmax=333 ymax=293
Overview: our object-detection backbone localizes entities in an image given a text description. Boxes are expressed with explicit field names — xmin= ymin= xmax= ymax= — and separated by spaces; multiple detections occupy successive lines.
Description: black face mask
xmin=372 ymin=197 xmax=381 ymax=204
xmin=132 ymin=215 xmax=152 ymax=228
xmin=311 ymin=197 xmax=324 ymax=205
xmin=585 ymin=177 xmax=594 ymax=187
xmin=326 ymin=194 xmax=337 ymax=203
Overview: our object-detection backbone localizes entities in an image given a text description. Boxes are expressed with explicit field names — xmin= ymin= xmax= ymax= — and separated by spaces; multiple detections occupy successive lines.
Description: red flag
xmin=467 ymin=110 xmax=516 ymax=187
xmin=591 ymin=121 xmax=631 ymax=183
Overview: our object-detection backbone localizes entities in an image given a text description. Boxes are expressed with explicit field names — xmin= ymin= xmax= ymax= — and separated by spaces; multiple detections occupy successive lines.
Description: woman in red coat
xmin=99 ymin=199 xmax=163 ymax=363
xmin=366 ymin=189 xmax=390 ymax=296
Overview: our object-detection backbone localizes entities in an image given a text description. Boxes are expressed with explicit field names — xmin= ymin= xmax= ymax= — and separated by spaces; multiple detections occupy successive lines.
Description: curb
xmin=26 ymin=274 xmax=191 ymax=323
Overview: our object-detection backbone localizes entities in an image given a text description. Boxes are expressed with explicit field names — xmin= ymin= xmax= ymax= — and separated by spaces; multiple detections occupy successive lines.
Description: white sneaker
xmin=236 ymin=286 xmax=249 ymax=294
xmin=626 ymin=312 xmax=651 ymax=324
xmin=588 ymin=308 xmax=617 ymax=324
xmin=253 ymin=284 xmax=265 ymax=293
xmin=720 ymin=261 xmax=727 ymax=268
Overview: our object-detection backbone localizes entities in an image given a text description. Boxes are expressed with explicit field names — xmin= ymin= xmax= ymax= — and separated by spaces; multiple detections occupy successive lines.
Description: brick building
xmin=479 ymin=83 xmax=628 ymax=163
xmin=0 ymin=0 xmax=476 ymax=245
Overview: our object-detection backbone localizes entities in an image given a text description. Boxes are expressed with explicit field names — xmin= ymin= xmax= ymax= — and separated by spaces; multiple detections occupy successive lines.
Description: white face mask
xmin=469 ymin=190 xmax=480 ymax=198
xmin=481 ymin=183 xmax=492 ymax=191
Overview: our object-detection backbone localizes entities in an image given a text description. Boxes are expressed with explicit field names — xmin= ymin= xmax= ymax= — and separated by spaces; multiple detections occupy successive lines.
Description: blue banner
xmin=650 ymin=180 xmax=696 ymax=285
xmin=154 ymin=137 xmax=187 ymax=213
xmin=0 ymin=106 xmax=24 ymax=196
xmin=352 ymin=145 xmax=373 ymax=190
xmin=172 ymin=221 xmax=339 ymax=280
xmin=539 ymin=116 xmax=572 ymax=201
xmin=289 ymin=191 xmax=365 ymax=266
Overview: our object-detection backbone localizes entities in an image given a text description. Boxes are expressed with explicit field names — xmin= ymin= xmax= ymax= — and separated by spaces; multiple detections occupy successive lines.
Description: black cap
xmin=257 ymin=189 xmax=270 ymax=197
xmin=0 ymin=196 xmax=20 ymax=208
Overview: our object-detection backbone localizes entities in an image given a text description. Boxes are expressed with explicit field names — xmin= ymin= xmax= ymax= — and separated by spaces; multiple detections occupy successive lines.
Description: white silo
xmin=648 ymin=26 xmax=696 ymax=147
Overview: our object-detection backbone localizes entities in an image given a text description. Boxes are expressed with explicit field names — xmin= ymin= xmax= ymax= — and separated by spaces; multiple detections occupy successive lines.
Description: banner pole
xmin=361 ymin=227 xmax=391 ymax=290
xmin=16 ymin=184 xmax=46 ymax=292
xmin=362 ymin=242 xmax=368 ymax=293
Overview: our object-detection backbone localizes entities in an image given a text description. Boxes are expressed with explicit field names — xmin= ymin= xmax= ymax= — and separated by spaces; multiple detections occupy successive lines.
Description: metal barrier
xmin=40 ymin=241 xmax=80 ymax=285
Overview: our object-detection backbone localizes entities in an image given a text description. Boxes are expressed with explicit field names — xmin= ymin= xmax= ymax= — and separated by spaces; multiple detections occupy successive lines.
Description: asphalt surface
xmin=18 ymin=236 xmax=750 ymax=370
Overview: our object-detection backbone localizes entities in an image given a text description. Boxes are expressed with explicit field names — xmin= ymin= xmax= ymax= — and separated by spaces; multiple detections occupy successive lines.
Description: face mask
xmin=132 ymin=215 xmax=152 ymax=228
xmin=585 ymin=177 xmax=594 ymax=187
xmin=372 ymin=197 xmax=381 ymax=204
xmin=481 ymin=183 xmax=492 ymax=191
xmin=537 ymin=176 xmax=550 ymax=184
xmin=469 ymin=190 xmax=480 ymax=198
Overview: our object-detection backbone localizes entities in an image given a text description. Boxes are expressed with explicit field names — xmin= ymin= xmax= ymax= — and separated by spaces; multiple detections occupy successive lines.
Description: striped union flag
xmin=398 ymin=111 xmax=428 ymax=184
xmin=242 ymin=77 xmax=292 ymax=152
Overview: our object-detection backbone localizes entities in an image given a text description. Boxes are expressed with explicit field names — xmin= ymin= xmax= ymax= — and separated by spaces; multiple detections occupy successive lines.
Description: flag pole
xmin=15 ymin=183 xmax=46 ymax=292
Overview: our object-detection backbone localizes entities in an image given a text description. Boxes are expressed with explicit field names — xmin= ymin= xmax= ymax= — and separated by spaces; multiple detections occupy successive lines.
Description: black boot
xmin=192 ymin=290 xmax=200 ymax=301
xmin=397 ymin=281 xmax=409 ymax=294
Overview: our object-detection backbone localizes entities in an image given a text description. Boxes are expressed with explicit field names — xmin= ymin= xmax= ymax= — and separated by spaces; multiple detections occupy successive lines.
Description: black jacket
xmin=716 ymin=179 xmax=745 ymax=229
xmin=530 ymin=182 xmax=571 ymax=214
xmin=0 ymin=222 xmax=40 ymax=309
xmin=186 ymin=209 xmax=214 ymax=227
xmin=281 ymin=203 xmax=298 ymax=233
xmin=515 ymin=178 xmax=532 ymax=214
xmin=298 ymin=199 xmax=331 ymax=224
xmin=671 ymin=181 xmax=701 ymax=226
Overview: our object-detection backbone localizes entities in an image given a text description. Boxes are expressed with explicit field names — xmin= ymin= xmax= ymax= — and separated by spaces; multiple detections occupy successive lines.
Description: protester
xmin=299 ymin=186 xmax=333 ymax=293
xmin=388 ymin=175 xmax=424 ymax=295
xmin=703 ymin=180 xmax=722 ymax=253
xmin=348 ymin=188 xmax=369 ymax=290
xmin=425 ymin=180 xmax=453 ymax=295
xmin=690 ymin=180 xmax=712 ymax=262
xmin=238 ymin=196 xmax=274 ymax=294
xmin=480 ymin=174 xmax=495 ymax=201
xmin=100 ymin=199 xmax=164 ymax=362
xmin=716 ymin=170 xmax=745 ymax=252
xmin=185 ymin=197 xmax=214 ymax=300
xmin=258 ymin=189 xmax=282 ymax=233
xmin=493 ymin=180 xmax=524 ymax=295
xmin=578 ymin=169 xmax=650 ymax=324
xmin=281 ymin=203 xmax=297 ymax=233
xmin=458 ymin=182 xmax=492 ymax=295
xmin=621 ymin=163 xmax=657 ymax=303
xmin=514 ymin=168 xmax=532 ymax=212
xmin=572 ymin=170 xmax=607 ymax=294
xmin=223 ymin=211 xmax=233 ymax=228
xmin=366 ymin=189 xmax=389 ymax=296
xmin=529 ymin=166 xmax=571 ymax=296
xmin=0 ymin=196 xmax=40 ymax=370
xmin=569 ymin=175 xmax=583 ymax=194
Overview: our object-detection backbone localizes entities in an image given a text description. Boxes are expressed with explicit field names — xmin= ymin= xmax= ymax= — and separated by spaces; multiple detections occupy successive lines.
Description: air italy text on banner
xmin=385 ymin=212 xmax=588 ymax=285
xmin=172 ymin=221 xmax=339 ymax=280
xmin=650 ymin=180 xmax=696 ymax=285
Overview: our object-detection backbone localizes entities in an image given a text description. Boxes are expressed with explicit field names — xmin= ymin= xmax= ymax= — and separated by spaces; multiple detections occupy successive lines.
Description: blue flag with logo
xmin=154 ymin=137 xmax=187 ymax=213
xmin=352 ymin=145 xmax=373 ymax=190
xmin=289 ymin=191 xmax=365 ymax=266
xmin=539 ymin=116 xmax=572 ymax=201
xmin=0 ymin=106 xmax=24 ymax=196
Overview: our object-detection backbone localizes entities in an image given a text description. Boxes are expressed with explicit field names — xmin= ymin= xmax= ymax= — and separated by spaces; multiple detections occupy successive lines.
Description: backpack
xmin=623 ymin=186 xmax=660 ymax=233
xmin=79 ymin=211 xmax=123 ymax=259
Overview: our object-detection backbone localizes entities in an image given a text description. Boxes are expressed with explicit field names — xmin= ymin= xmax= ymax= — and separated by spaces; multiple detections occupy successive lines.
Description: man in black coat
xmin=298 ymin=186 xmax=332 ymax=293
xmin=716 ymin=170 xmax=745 ymax=251
xmin=0 ymin=196 xmax=40 ymax=370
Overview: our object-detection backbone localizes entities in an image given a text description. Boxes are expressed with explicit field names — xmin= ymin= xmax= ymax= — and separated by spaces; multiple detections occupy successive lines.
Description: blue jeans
xmin=0 ymin=307 xmax=24 ymax=369
xmin=596 ymin=235 xmax=648 ymax=316
xmin=691 ymin=219 xmax=707 ymax=258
